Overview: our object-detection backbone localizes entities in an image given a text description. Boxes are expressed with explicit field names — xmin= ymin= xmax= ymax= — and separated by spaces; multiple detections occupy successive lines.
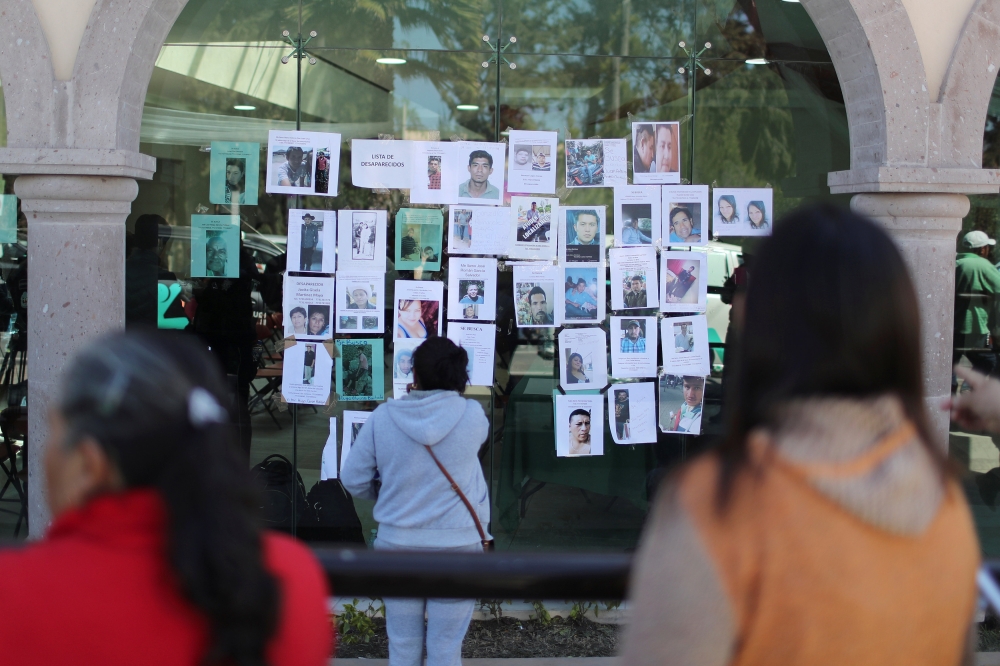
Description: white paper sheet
xmin=287 ymin=209 xmax=336 ymax=273
xmin=409 ymin=141 xmax=458 ymax=204
xmin=555 ymin=393 xmax=605 ymax=457
xmin=562 ymin=264 xmax=605 ymax=326
xmin=454 ymin=141 xmax=506 ymax=206
xmin=335 ymin=271 xmax=385 ymax=334
xmin=447 ymin=205 xmax=510 ymax=256
xmin=565 ymin=138 xmax=628 ymax=188
xmin=662 ymin=185 xmax=709 ymax=247
xmin=610 ymin=316 xmax=658 ymax=378
xmin=559 ymin=327 xmax=608 ymax=391
xmin=337 ymin=209 xmax=387 ymax=271
xmin=631 ymin=121 xmax=680 ymax=185
xmin=559 ymin=206 xmax=606 ymax=265
xmin=507 ymin=130 xmax=558 ymax=194
xmin=282 ymin=341 xmax=333 ymax=405
xmin=660 ymin=250 xmax=707 ymax=313
xmin=321 ymin=417 xmax=338 ymax=480
xmin=341 ymin=411 xmax=371 ymax=470
xmin=265 ymin=130 xmax=340 ymax=196
xmin=508 ymin=196 xmax=559 ymax=261
xmin=661 ymin=315 xmax=711 ymax=375
xmin=447 ymin=322 xmax=496 ymax=387
xmin=447 ymin=257 xmax=498 ymax=321
xmin=351 ymin=139 xmax=412 ymax=189
xmin=283 ymin=274 xmax=335 ymax=340
xmin=609 ymin=247 xmax=659 ymax=311
xmin=609 ymin=383 xmax=657 ymax=444
xmin=393 ymin=280 xmax=444 ymax=339
xmin=513 ymin=263 xmax=561 ymax=328
xmin=712 ymin=187 xmax=774 ymax=237
xmin=658 ymin=372 xmax=706 ymax=435
xmin=613 ymin=185 xmax=661 ymax=248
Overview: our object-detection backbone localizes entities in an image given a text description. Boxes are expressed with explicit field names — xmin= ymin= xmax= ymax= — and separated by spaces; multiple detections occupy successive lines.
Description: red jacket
xmin=0 ymin=490 xmax=332 ymax=665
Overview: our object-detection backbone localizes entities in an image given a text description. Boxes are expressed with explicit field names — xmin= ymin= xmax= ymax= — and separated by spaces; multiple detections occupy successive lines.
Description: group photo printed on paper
xmin=395 ymin=208 xmax=443 ymax=271
xmin=631 ymin=121 xmax=680 ymax=185
xmin=563 ymin=265 xmax=603 ymax=323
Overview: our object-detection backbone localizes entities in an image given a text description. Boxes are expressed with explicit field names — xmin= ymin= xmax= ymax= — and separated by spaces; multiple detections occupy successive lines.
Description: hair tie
xmin=188 ymin=388 xmax=227 ymax=428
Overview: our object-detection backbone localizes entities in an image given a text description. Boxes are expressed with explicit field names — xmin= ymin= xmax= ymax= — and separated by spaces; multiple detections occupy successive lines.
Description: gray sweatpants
xmin=374 ymin=538 xmax=482 ymax=666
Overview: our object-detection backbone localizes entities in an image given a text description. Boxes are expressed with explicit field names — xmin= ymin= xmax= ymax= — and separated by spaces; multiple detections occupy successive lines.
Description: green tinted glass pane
xmin=502 ymin=0 xmax=695 ymax=58
xmin=166 ymin=0 xmax=299 ymax=44
xmin=696 ymin=0 xmax=832 ymax=63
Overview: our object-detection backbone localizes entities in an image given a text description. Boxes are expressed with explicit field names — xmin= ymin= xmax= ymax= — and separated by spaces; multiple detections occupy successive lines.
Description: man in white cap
xmin=955 ymin=230 xmax=1000 ymax=377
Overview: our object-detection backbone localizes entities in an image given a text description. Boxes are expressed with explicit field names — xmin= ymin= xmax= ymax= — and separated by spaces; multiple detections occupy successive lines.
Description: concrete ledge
xmin=977 ymin=653 xmax=1000 ymax=666
xmin=0 ymin=148 xmax=156 ymax=179
xmin=829 ymin=166 xmax=1000 ymax=194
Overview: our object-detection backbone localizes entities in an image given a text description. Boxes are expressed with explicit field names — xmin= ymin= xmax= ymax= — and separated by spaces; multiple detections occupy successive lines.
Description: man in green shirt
xmin=955 ymin=230 xmax=1000 ymax=376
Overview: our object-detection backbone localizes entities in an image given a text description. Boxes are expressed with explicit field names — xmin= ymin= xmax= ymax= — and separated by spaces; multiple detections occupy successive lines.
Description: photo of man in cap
xmin=299 ymin=213 xmax=320 ymax=270
xmin=954 ymin=229 xmax=1000 ymax=377
xmin=620 ymin=320 xmax=646 ymax=353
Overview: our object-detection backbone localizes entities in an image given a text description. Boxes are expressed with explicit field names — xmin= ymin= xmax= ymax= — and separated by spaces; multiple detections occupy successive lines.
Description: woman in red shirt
xmin=0 ymin=331 xmax=331 ymax=665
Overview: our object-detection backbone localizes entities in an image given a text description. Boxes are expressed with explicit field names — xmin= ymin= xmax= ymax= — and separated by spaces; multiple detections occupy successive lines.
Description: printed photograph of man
xmin=459 ymin=281 xmax=484 ymax=305
xmin=613 ymin=390 xmax=630 ymax=441
xmin=674 ymin=321 xmax=694 ymax=352
xmin=205 ymin=232 xmax=228 ymax=277
xmin=339 ymin=316 xmax=358 ymax=330
xmin=343 ymin=346 xmax=373 ymax=397
xmin=351 ymin=421 xmax=364 ymax=444
xmin=459 ymin=150 xmax=500 ymax=200
xmin=664 ymin=260 xmax=699 ymax=303
xmin=315 ymin=149 xmax=330 ymax=194
xmin=462 ymin=304 xmax=479 ymax=320
xmin=660 ymin=374 xmax=704 ymax=434
xmin=667 ymin=205 xmax=701 ymax=244
xmin=566 ymin=141 xmax=603 ymax=186
xmin=394 ymin=348 xmax=414 ymax=382
xmin=568 ymin=409 xmax=592 ymax=455
xmin=516 ymin=201 xmax=549 ymax=243
xmin=532 ymin=146 xmax=551 ymax=171
xmin=566 ymin=209 xmax=601 ymax=262
xmin=274 ymin=145 xmax=311 ymax=187
xmin=302 ymin=343 xmax=317 ymax=384
xmin=299 ymin=213 xmax=321 ymax=271
xmin=621 ymin=204 xmax=653 ymax=245
xmin=654 ymin=123 xmax=679 ymax=174
xmin=400 ymin=225 xmax=420 ymax=261
xmin=347 ymin=285 xmax=375 ymax=309
xmin=427 ymin=155 xmax=442 ymax=190
xmin=517 ymin=283 xmax=553 ymax=325
xmin=306 ymin=305 xmax=330 ymax=337
xmin=224 ymin=158 xmax=246 ymax=204
xmin=565 ymin=273 xmax=598 ymax=320
xmin=352 ymin=214 xmax=376 ymax=260
xmin=421 ymin=246 xmax=439 ymax=264
xmin=620 ymin=319 xmax=646 ymax=353
xmin=624 ymin=274 xmax=647 ymax=309
xmin=452 ymin=208 xmax=473 ymax=246
xmin=289 ymin=306 xmax=308 ymax=335
xmin=513 ymin=145 xmax=532 ymax=170
xmin=633 ymin=124 xmax=654 ymax=173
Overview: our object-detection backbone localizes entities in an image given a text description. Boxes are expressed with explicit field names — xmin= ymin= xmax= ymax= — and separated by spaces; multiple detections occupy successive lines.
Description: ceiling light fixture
xmin=745 ymin=58 xmax=769 ymax=65
xmin=456 ymin=104 xmax=479 ymax=111
xmin=233 ymin=104 xmax=256 ymax=111
xmin=376 ymin=57 xmax=407 ymax=65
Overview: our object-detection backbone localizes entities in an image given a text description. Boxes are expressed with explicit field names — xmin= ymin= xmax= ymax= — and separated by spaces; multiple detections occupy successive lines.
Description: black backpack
xmin=251 ymin=454 xmax=313 ymax=533
xmin=297 ymin=479 xmax=366 ymax=544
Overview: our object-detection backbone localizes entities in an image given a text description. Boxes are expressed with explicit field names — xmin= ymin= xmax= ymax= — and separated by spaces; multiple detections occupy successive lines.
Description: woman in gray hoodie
xmin=342 ymin=336 xmax=490 ymax=666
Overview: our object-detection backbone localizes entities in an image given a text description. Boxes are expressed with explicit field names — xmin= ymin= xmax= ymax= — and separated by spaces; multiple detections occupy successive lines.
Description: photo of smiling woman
xmin=747 ymin=200 xmax=770 ymax=233
xmin=668 ymin=205 xmax=701 ymax=245
xmin=716 ymin=194 xmax=739 ymax=227
xmin=289 ymin=307 xmax=308 ymax=336
xmin=395 ymin=299 xmax=439 ymax=339
xmin=565 ymin=352 xmax=589 ymax=384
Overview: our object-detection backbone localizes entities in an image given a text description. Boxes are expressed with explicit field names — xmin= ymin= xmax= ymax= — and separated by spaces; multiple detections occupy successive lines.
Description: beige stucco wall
xmin=901 ymin=0 xmax=978 ymax=100
xmin=30 ymin=0 xmax=97 ymax=81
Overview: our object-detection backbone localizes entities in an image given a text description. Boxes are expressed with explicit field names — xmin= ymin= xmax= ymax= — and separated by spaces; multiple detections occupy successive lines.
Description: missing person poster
xmin=448 ymin=205 xmax=509 ymax=256
xmin=321 ymin=417 xmax=339 ymax=480
xmin=631 ymin=121 xmax=680 ymax=185
xmin=338 ymin=209 xmax=387 ymax=271
xmin=191 ymin=215 xmax=240 ymax=278
xmin=507 ymin=130 xmax=558 ymax=194
xmin=447 ymin=258 xmax=497 ymax=321
xmin=282 ymin=341 xmax=334 ymax=405
xmin=287 ymin=209 xmax=336 ymax=273
xmin=393 ymin=279 xmax=444 ymax=339
xmin=609 ymin=382 xmax=657 ymax=444
xmin=713 ymin=187 xmax=774 ymax=237
xmin=559 ymin=206 xmax=606 ymax=265
xmin=336 ymin=338 xmax=385 ymax=402
xmin=660 ymin=250 xmax=707 ymax=313
xmin=446 ymin=322 xmax=496 ymax=387
xmin=661 ymin=314 xmax=711 ymax=375
xmin=555 ymin=393 xmax=604 ymax=457
xmin=610 ymin=316 xmax=658 ymax=378
xmin=559 ymin=327 xmax=608 ymax=392
xmin=210 ymin=141 xmax=259 ymax=206
xmin=565 ymin=138 xmax=627 ymax=188
xmin=392 ymin=339 xmax=423 ymax=399
xmin=563 ymin=264 xmax=605 ymax=325
xmin=455 ymin=141 xmax=506 ymax=206
xmin=610 ymin=247 xmax=659 ymax=311
xmin=513 ymin=263 xmax=561 ymax=328
xmin=613 ymin=185 xmax=661 ymax=247
xmin=395 ymin=208 xmax=443 ymax=271
xmin=265 ymin=129 xmax=340 ymax=196
xmin=336 ymin=271 xmax=384 ymax=334
xmin=0 ymin=195 xmax=17 ymax=243
xmin=283 ymin=274 xmax=335 ymax=340
xmin=351 ymin=139 xmax=412 ymax=189
xmin=658 ymin=372 xmax=706 ymax=435
xmin=509 ymin=196 xmax=558 ymax=261
xmin=409 ymin=141 xmax=457 ymax=205
xmin=341 ymin=411 xmax=371 ymax=470
xmin=663 ymin=185 xmax=709 ymax=247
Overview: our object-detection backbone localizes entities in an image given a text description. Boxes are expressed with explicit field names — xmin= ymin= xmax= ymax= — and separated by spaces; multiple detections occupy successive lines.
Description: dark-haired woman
xmin=621 ymin=205 xmax=978 ymax=666
xmin=566 ymin=352 xmax=588 ymax=384
xmin=0 ymin=331 xmax=331 ymax=665
xmin=342 ymin=336 xmax=489 ymax=666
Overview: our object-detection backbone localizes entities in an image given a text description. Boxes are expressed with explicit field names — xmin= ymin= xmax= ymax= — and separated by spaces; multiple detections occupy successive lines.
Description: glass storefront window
xmin=131 ymin=0 xmax=850 ymax=551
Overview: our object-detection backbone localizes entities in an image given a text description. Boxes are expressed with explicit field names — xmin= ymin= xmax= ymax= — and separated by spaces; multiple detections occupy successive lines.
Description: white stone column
xmin=850 ymin=193 xmax=969 ymax=448
xmin=14 ymin=175 xmax=137 ymax=536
